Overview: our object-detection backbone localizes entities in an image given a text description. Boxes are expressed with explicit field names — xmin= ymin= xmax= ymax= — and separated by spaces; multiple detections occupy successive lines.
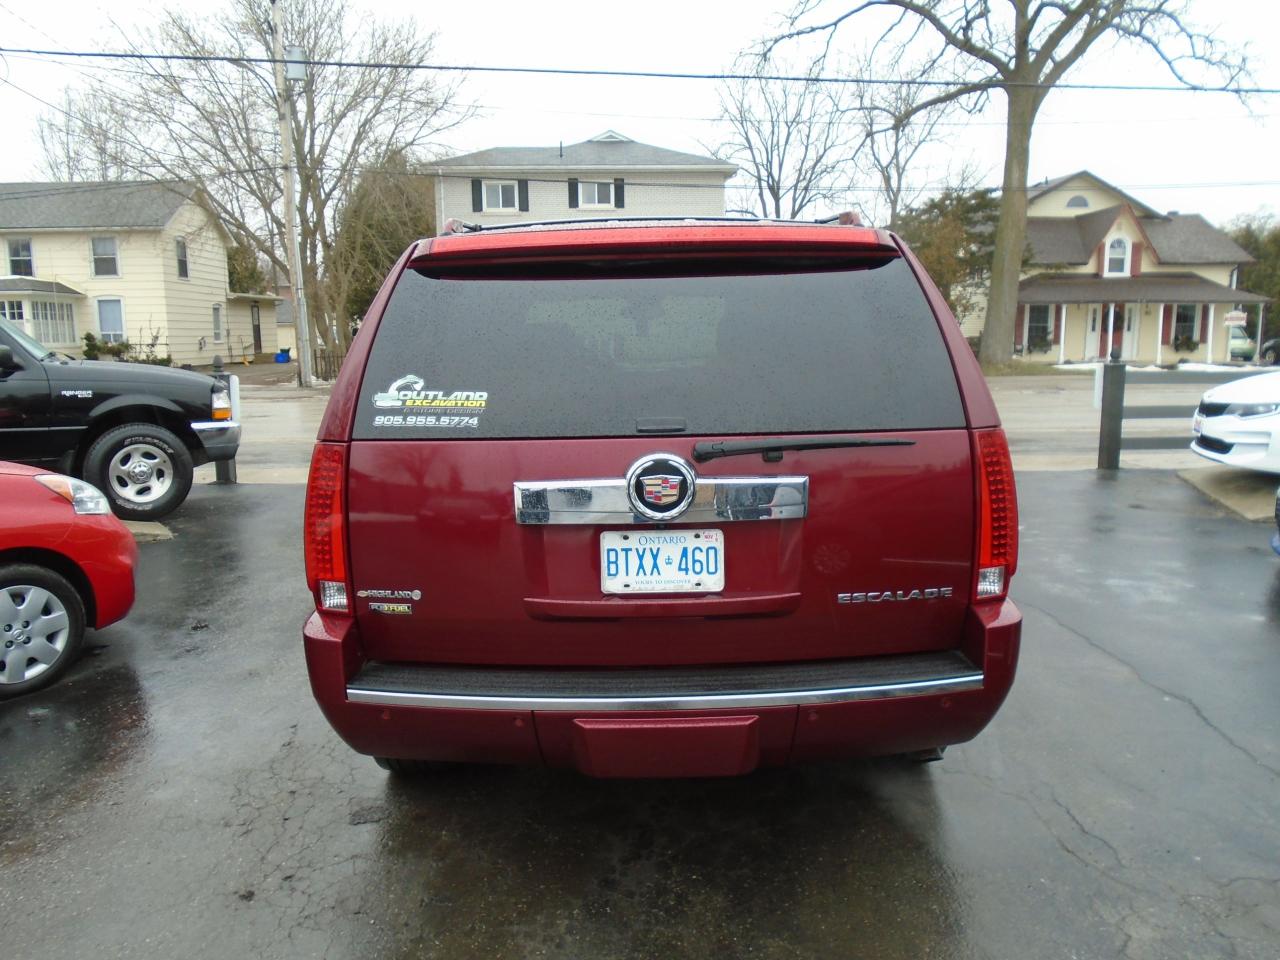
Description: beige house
xmin=0 ymin=181 xmax=277 ymax=367
xmin=431 ymin=130 xmax=737 ymax=233
xmin=962 ymin=171 xmax=1266 ymax=364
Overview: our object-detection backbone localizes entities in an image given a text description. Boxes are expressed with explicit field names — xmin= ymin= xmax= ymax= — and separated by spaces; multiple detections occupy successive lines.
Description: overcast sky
xmin=0 ymin=0 xmax=1276 ymax=225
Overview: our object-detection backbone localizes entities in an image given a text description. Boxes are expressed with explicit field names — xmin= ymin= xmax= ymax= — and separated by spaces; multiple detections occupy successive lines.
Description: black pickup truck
xmin=0 ymin=319 xmax=240 ymax=520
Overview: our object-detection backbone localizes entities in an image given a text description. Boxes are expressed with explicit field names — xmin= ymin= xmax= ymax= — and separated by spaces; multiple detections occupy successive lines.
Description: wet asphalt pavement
xmin=3 ymin=472 xmax=1279 ymax=960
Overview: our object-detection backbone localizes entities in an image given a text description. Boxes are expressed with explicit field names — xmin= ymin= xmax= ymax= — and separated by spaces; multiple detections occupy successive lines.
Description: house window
xmin=92 ymin=236 xmax=119 ymax=276
xmin=483 ymin=181 xmax=517 ymax=211
xmin=7 ymin=238 xmax=34 ymax=276
xmin=176 ymin=238 xmax=189 ymax=279
xmin=32 ymin=301 xmax=75 ymax=344
xmin=1027 ymin=304 xmax=1052 ymax=350
xmin=579 ymin=181 xmax=613 ymax=207
xmin=1106 ymin=237 xmax=1128 ymax=275
xmin=0 ymin=299 xmax=26 ymax=333
xmin=97 ymin=299 xmax=124 ymax=343
xmin=1174 ymin=304 xmax=1198 ymax=341
xmin=212 ymin=304 xmax=223 ymax=343
xmin=1066 ymin=195 xmax=1089 ymax=208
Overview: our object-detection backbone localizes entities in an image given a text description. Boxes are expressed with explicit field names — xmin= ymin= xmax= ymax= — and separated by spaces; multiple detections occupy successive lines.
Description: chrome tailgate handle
xmin=514 ymin=475 xmax=808 ymax=525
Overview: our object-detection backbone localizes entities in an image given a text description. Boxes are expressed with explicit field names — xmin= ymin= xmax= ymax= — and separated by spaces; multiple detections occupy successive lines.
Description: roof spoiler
xmin=440 ymin=212 xmax=868 ymax=237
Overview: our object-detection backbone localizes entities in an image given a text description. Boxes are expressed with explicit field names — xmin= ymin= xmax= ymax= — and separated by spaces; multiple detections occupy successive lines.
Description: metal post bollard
xmin=210 ymin=355 xmax=238 ymax=484
xmin=1097 ymin=348 xmax=1127 ymax=470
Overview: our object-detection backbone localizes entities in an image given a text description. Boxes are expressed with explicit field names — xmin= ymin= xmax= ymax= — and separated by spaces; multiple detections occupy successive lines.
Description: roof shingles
xmin=435 ymin=135 xmax=734 ymax=171
xmin=0 ymin=181 xmax=195 ymax=231
xmin=1027 ymin=206 xmax=1252 ymax=268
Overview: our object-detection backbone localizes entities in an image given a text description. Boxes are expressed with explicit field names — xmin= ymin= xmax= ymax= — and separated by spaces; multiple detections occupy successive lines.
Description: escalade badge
xmin=626 ymin=454 xmax=696 ymax=521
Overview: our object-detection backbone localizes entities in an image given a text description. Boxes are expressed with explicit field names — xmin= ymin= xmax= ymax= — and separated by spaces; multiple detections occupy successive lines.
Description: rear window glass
xmin=354 ymin=258 xmax=964 ymax=439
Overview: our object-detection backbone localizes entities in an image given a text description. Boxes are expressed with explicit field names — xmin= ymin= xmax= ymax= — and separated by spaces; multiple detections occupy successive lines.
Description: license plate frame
xmin=600 ymin=529 xmax=725 ymax=595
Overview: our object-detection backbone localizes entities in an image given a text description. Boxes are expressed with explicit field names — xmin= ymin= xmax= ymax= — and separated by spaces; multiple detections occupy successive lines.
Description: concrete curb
xmin=1178 ymin=467 xmax=1278 ymax=522
xmin=124 ymin=521 xmax=174 ymax=543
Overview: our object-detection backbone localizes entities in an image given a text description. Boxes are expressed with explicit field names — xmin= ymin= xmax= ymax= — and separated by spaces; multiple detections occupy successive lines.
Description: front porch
xmin=0 ymin=277 xmax=86 ymax=349
xmin=1013 ymin=273 xmax=1269 ymax=365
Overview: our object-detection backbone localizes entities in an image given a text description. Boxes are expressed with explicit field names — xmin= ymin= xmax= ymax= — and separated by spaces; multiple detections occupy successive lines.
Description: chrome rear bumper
xmin=346 ymin=651 xmax=984 ymax=712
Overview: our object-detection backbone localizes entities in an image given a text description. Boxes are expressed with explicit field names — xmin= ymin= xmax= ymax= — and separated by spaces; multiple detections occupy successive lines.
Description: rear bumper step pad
xmin=346 ymin=651 xmax=982 ymax=712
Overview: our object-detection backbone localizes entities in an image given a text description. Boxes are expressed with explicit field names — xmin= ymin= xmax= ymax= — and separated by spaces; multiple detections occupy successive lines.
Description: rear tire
xmin=901 ymin=746 xmax=946 ymax=763
xmin=84 ymin=423 xmax=194 ymax=521
xmin=1264 ymin=348 xmax=1277 ymax=365
xmin=0 ymin=564 xmax=87 ymax=700
xmin=374 ymin=757 xmax=445 ymax=777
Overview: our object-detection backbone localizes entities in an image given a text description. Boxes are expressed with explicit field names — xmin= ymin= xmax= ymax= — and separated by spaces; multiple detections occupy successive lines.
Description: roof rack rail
xmin=814 ymin=211 xmax=863 ymax=226
xmin=449 ymin=215 xmax=777 ymax=233
xmin=441 ymin=218 xmax=483 ymax=234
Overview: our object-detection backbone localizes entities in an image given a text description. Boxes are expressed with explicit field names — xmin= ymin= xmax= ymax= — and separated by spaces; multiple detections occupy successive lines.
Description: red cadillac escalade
xmin=302 ymin=217 xmax=1021 ymax=778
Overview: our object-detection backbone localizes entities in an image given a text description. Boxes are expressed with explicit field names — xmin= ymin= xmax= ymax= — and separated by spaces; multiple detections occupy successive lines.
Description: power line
xmin=0 ymin=46 xmax=1274 ymax=95
xmin=5 ymin=50 xmax=1272 ymax=129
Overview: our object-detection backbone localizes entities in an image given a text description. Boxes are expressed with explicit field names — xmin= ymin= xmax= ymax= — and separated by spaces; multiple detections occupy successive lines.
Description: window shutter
xmin=1162 ymin=305 xmax=1173 ymax=345
xmin=1096 ymin=243 xmax=1105 ymax=277
xmin=1199 ymin=304 xmax=1208 ymax=341
xmin=1130 ymin=241 xmax=1142 ymax=277
xmin=568 ymin=178 xmax=579 ymax=209
xmin=517 ymin=180 xmax=529 ymax=212
xmin=1014 ymin=304 xmax=1025 ymax=347
xmin=471 ymin=179 xmax=482 ymax=213
xmin=1052 ymin=305 xmax=1062 ymax=344
xmin=614 ymin=178 xmax=625 ymax=209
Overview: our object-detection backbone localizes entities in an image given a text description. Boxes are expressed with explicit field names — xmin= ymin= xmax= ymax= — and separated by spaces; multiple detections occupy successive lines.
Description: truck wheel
xmin=0 ymin=564 xmax=86 ymax=700
xmin=85 ymin=423 xmax=194 ymax=521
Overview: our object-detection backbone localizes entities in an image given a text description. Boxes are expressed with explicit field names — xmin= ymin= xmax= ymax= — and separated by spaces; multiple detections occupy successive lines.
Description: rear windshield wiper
xmin=692 ymin=435 xmax=915 ymax=463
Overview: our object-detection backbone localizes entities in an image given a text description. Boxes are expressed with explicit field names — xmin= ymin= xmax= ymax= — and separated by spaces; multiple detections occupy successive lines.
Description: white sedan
xmin=1191 ymin=371 xmax=1280 ymax=473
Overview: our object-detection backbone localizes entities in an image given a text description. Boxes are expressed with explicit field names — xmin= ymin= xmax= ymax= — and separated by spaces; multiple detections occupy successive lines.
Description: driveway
xmin=2 ymin=472 xmax=1278 ymax=959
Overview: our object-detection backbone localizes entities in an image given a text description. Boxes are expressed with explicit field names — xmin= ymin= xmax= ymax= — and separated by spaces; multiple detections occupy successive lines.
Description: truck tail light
xmin=305 ymin=443 xmax=350 ymax=613
xmin=974 ymin=428 xmax=1018 ymax=602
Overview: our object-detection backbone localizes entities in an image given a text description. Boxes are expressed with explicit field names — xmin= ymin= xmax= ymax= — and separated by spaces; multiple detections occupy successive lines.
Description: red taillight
xmin=974 ymin=428 xmax=1018 ymax=602
xmin=305 ymin=442 xmax=350 ymax=613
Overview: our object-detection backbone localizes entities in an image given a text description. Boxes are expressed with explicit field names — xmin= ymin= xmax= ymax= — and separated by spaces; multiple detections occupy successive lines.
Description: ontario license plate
xmin=600 ymin=529 xmax=724 ymax=594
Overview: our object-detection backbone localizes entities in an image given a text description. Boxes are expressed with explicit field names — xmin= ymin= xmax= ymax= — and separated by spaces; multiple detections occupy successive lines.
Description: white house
xmin=962 ymin=171 xmax=1266 ymax=364
xmin=430 ymin=131 xmax=737 ymax=232
xmin=0 ymin=181 xmax=277 ymax=367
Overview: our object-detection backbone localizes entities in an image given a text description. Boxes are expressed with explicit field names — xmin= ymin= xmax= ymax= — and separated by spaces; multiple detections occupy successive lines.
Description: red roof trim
xmin=412 ymin=225 xmax=897 ymax=264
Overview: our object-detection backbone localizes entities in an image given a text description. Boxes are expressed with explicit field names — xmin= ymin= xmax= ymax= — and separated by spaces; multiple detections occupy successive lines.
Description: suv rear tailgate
xmin=347 ymin=429 xmax=972 ymax=666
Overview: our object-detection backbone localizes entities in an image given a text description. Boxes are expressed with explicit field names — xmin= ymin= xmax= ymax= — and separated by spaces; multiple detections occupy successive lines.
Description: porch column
xmin=1154 ymin=303 xmax=1164 ymax=366
xmin=1207 ymin=303 xmax=1216 ymax=362
xmin=1106 ymin=302 xmax=1116 ymax=359
xmin=1058 ymin=304 xmax=1066 ymax=364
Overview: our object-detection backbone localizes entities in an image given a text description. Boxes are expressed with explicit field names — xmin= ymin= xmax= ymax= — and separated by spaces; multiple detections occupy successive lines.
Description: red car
xmin=0 ymin=461 xmax=136 ymax=698
xmin=303 ymin=217 xmax=1020 ymax=778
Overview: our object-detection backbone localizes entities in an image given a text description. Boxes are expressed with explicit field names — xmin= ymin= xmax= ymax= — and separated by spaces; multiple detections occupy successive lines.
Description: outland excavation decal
xmin=372 ymin=375 xmax=487 ymax=428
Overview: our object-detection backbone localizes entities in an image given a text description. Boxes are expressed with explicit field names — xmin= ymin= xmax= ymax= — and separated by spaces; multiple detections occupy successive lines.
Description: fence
xmin=312 ymin=346 xmax=348 ymax=382
xmin=1095 ymin=351 xmax=1272 ymax=469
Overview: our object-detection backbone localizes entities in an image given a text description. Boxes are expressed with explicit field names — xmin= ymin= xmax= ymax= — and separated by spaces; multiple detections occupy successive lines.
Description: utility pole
xmin=271 ymin=0 xmax=314 ymax=388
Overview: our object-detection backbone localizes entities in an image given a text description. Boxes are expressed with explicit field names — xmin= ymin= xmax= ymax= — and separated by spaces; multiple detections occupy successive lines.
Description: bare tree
xmin=852 ymin=57 xmax=964 ymax=229
xmin=37 ymin=89 xmax=126 ymax=182
xmin=712 ymin=58 xmax=862 ymax=220
xmin=769 ymin=1 xmax=1247 ymax=364
xmin=51 ymin=0 xmax=469 ymax=351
